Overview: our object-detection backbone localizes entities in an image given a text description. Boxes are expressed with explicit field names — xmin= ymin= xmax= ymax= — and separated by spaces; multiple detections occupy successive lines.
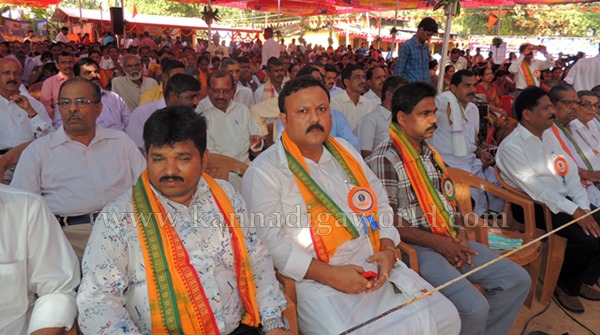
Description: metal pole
xmin=78 ymin=0 xmax=83 ymax=20
xmin=207 ymin=0 xmax=212 ymax=45
xmin=277 ymin=0 xmax=280 ymax=28
xmin=392 ymin=0 xmax=398 ymax=58
xmin=497 ymin=5 xmax=502 ymax=36
xmin=437 ymin=2 xmax=457 ymax=94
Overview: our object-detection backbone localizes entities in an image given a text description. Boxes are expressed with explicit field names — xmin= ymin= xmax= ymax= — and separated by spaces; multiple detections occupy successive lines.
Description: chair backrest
xmin=206 ymin=153 xmax=248 ymax=181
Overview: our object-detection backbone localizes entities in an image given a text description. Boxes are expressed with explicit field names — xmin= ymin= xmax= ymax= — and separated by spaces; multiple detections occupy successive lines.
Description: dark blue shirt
xmin=395 ymin=35 xmax=430 ymax=82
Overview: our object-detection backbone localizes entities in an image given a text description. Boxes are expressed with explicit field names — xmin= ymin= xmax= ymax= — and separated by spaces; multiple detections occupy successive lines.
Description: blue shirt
xmin=276 ymin=109 xmax=360 ymax=151
xmin=395 ymin=35 xmax=430 ymax=82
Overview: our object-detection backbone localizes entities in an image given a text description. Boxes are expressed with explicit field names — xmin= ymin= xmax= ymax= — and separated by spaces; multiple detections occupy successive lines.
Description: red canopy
xmin=1 ymin=0 xmax=60 ymax=8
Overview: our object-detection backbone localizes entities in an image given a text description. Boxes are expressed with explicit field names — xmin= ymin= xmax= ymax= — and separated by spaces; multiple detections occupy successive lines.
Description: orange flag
xmin=488 ymin=14 xmax=498 ymax=31
xmin=132 ymin=3 xmax=138 ymax=18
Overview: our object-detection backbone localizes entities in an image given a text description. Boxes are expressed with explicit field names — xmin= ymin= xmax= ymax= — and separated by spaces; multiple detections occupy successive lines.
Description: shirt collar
xmin=48 ymin=126 xmax=120 ymax=149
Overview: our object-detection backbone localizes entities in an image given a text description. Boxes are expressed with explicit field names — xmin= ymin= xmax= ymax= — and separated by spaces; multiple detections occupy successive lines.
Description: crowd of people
xmin=2 ymin=15 xmax=600 ymax=335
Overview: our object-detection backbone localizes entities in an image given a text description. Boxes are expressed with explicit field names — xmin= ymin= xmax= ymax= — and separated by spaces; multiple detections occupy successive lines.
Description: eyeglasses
xmin=579 ymin=101 xmax=600 ymax=109
xmin=57 ymin=98 xmax=99 ymax=108
xmin=557 ymin=99 xmax=579 ymax=107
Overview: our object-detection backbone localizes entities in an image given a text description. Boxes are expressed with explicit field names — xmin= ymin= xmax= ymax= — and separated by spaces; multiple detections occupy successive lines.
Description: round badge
xmin=553 ymin=156 xmax=569 ymax=177
xmin=348 ymin=186 xmax=377 ymax=216
xmin=441 ymin=175 xmax=456 ymax=202
xmin=533 ymin=69 xmax=541 ymax=79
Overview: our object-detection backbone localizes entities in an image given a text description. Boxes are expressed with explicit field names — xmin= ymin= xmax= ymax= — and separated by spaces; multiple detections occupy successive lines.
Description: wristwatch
xmin=261 ymin=316 xmax=290 ymax=333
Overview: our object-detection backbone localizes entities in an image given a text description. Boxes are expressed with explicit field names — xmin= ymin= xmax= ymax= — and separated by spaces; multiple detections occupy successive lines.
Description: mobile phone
xmin=361 ymin=271 xmax=378 ymax=280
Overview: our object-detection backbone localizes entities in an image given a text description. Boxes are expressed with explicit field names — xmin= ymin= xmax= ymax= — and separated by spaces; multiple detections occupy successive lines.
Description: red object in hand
xmin=361 ymin=271 xmax=378 ymax=280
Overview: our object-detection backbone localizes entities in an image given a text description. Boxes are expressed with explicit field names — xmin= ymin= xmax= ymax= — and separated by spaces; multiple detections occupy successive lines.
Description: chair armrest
xmin=397 ymin=242 xmax=419 ymax=273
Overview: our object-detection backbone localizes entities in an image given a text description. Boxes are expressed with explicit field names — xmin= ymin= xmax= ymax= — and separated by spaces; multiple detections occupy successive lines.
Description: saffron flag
xmin=132 ymin=3 xmax=138 ymax=18
xmin=488 ymin=14 xmax=498 ymax=31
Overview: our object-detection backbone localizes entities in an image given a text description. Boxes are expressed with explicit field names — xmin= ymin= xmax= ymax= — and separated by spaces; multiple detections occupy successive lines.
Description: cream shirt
xmin=197 ymin=97 xmax=263 ymax=163
xmin=331 ymin=91 xmax=376 ymax=133
xmin=11 ymin=127 xmax=146 ymax=216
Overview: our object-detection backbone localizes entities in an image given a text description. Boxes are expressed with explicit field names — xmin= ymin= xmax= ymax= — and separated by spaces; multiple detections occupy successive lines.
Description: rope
xmin=339 ymin=207 xmax=600 ymax=335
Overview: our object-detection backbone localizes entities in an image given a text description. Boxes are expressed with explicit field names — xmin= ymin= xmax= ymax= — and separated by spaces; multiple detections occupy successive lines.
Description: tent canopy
xmin=1 ymin=0 xmax=60 ymax=7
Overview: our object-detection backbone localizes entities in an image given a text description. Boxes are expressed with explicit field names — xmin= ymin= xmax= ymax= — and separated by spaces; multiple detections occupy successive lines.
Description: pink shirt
xmin=40 ymin=72 xmax=69 ymax=120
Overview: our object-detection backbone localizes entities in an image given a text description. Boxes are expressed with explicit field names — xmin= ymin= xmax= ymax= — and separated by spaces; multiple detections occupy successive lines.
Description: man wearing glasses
xmin=197 ymin=70 xmax=264 ymax=165
xmin=11 ymin=77 xmax=145 ymax=260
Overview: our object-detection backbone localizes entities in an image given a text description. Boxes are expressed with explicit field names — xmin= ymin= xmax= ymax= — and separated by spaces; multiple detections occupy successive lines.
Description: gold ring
xmin=366 ymin=281 xmax=373 ymax=289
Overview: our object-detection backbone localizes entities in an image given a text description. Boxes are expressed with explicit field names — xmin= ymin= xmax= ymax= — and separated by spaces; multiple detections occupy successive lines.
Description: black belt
xmin=0 ymin=148 xmax=11 ymax=155
xmin=56 ymin=212 xmax=99 ymax=226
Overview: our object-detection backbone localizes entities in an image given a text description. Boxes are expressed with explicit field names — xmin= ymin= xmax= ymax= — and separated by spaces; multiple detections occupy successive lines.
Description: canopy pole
xmin=251 ymin=10 xmax=254 ymax=32
xmin=345 ymin=17 xmax=349 ymax=48
xmin=78 ymin=0 xmax=83 ymax=20
xmin=277 ymin=0 xmax=280 ymax=28
xmin=437 ymin=2 xmax=457 ymax=93
xmin=392 ymin=0 xmax=398 ymax=58
xmin=207 ymin=0 xmax=212 ymax=44
xmin=497 ymin=5 xmax=502 ymax=36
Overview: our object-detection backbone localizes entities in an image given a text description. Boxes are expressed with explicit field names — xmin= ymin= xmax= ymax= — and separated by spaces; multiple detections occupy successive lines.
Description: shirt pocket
xmin=0 ymin=261 xmax=28 ymax=317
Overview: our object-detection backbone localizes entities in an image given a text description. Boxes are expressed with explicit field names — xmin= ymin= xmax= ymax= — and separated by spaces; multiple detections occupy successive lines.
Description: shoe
xmin=579 ymin=283 xmax=600 ymax=301
xmin=554 ymin=286 xmax=585 ymax=313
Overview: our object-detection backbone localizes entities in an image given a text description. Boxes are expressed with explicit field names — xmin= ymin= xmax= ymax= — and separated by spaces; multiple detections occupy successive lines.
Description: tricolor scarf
xmin=132 ymin=171 xmax=260 ymax=334
xmin=551 ymin=124 xmax=591 ymax=187
xmin=389 ymin=122 xmax=458 ymax=238
xmin=281 ymin=131 xmax=380 ymax=262
xmin=520 ymin=61 xmax=537 ymax=87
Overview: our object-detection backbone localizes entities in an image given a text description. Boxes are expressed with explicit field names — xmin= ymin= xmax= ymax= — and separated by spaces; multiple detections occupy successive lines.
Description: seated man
xmin=11 ymin=77 xmax=145 ymax=259
xmin=0 ymin=184 xmax=79 ymax=334
xmin=77 ymin=107 xmax=290 ymax=335
xmin=242 ymin=76 xmax=460 ymax=335
xmin=358 ymin=76 xmax=407 ymax=158
xmin=428 ymin=70 xmax=504 ymax=216
xmin=366 ymin=82 xmax=530 ymax=335
xmin=197 ymin=70 xmax=264 ymax=164
xmin=497 ymin=86 xmax=600 ymax=313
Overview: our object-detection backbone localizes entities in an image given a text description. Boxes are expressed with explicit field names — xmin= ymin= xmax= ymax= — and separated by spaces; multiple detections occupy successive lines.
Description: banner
xmin=0 ymin=18 xmax=48 ymax=41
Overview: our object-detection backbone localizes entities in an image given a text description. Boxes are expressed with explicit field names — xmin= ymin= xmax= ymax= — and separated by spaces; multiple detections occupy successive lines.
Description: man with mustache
xmin=78 ymin=107 xmax=290 ymax=335
xmin=497 ymin=86 xmax=600 ymax=313
xmin=11 ymin=77 xmax=145 ymax=260
xmin=0 ymin=57 xmax=53 ymax=184
xmin=7 ymin=42 xmax=37 ymax=86
xmin=331 ymin=63 xmax=376 ymax=133
xmin=198 ymin=70 xmax=264 ymax=164
xmin=508 ymin=43 xmax=554 ymax=91
xmin=242 ymin=76 xmax=461 ymax=335
xmin=429 ymin=70 xmax=504 ymax=216
xmin=254 ymin=57 xmax=285 ymax=102
xmin=111 ymin=54 xmax=158 ymax=111
xmin=366 ymin=82 xmax=530 ymax=335
xmin=545 ymin=85 xmax=600 ymax=207
xmin=127 ymin=73 xmax=201 ymax=152
xmin=52 ymin=57 xmax=131 ymax=131
xmin=40 ymin=51 xmax=74 ymax=120
xmin=358 ymin=75 xmax=407 ymax=158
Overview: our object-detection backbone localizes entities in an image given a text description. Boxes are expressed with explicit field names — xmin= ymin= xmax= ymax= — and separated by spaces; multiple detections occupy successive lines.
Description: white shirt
xmin=234 ymin=83 xmax=255 ymax=108
xmin=99 ymin=56 xmax=120 ymax=71
xmin=358 ymin=104 xmax=391 ymax=152
xmin=126 ymin=98 xmax=167 ymax=151
xmin=570 ymin=119 xmax=600 ymax=169
xmin=564 ymin=54 xmax=600 ymax=91
xmin=508 ymin=53 xmax=555 ymax=89
xmin=0 ymin=184 xmax=79 ymax=335
xmin=428 ymin=93 xmax=480 ymax=170
xmin=77 ymin=178 xmax=286 ymax=335
xmin=447 ymin=56 xmax=468 ymax=71
xmin=54 ymin=89 xmax=131 ymax=131
xmin=262 ymin=38 xmax=280 ymax=67
xmin=242 ymin=139 xmax=453 ymax=334
xmin=330 ymin=91 xmax=376 ymax=133
xmin=11 ymin=127 xmax=146 ymax=216
xmin=253 ymin=82 xmax=280 ymax=103
xmin=197 ymin=97 xmax=263 ymax=163
xmin=55 ymin=32 xmax=70 ymax=43
xmin=363 ymin=89 xmax=381 ymax=105
xmin=497 ymin=124 xmax=590 ymax=215
xmin=0 ymin=93 xmax=53 ymax=150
